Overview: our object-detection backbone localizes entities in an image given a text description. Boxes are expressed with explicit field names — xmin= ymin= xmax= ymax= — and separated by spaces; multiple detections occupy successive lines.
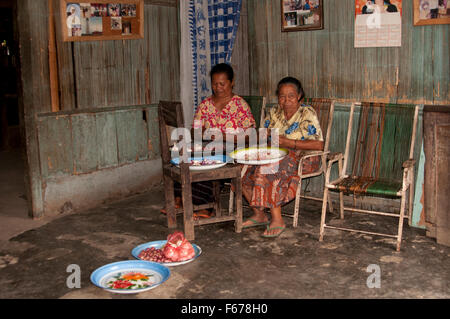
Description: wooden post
xmin=48 ymin=0 xmax=60 ymax=112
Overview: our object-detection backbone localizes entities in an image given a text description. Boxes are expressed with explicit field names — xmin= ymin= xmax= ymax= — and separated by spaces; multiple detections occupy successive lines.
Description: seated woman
xmin=241 ymin=76 xmax=324 ymax=237
xmin=193 ymin=63 xmax=255 ymax=136
xmin=162 ymin=63 xmax=256 ymax=218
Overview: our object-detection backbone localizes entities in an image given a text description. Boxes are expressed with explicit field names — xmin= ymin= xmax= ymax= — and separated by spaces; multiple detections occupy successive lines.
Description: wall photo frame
xmin=61 ymin=0 xmax=144 ymax=42
xmin=413 ymin=0 xmax=450 ymax=25
xmin=281 ymin=0 xmax=324 ymax=32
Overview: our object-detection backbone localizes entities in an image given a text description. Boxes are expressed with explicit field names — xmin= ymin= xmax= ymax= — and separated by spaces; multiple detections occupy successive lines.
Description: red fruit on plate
xmin=162 ymin=231 xmax=195 ymax=262
xmin=166 ymin=231 xmax=185 ymax=246
xmin=178 ymin=241 xmax=195 ymax=261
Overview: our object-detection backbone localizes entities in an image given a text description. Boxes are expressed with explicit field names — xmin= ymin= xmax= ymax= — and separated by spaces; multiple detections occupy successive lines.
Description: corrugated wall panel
xmin=95 ymin=111 xmax=119 ymax=169
xmin=54 ymin=2 xmax=180 ymax=110
xmin=246 ymin=0 xmax=449 ymax=105
xmin=71 ymin=113 xmax=98 ymax=174
xmin=37 ymin=115 xmax=73 ymax=178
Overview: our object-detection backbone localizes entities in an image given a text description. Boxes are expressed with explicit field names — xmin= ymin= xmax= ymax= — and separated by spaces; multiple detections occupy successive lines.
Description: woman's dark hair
xmin=210 ymin=63 xmax=234 ymax=82
xmin=276 ymin=76 xmax=305 ymax=100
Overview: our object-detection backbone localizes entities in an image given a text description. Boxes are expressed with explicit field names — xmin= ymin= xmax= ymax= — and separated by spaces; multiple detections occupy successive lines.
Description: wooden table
xmin=162 ymin=157 xmax=243 ymax=241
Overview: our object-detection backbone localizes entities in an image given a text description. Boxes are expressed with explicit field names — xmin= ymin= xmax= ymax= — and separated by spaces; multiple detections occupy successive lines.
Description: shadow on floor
xmin=0 ymin=185 xmax=448 ymax=299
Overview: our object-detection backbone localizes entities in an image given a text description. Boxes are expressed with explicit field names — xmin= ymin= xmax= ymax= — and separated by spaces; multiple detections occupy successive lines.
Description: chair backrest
xmin=158 ymin=101 xmax=185 ymax=164
xmin=241 ymin=95 xmax=266 ymax=128
xmin=304 ymin=98 xmax=335 ymax=152
xmin=343 ymin=102 xmax=419 ymax=181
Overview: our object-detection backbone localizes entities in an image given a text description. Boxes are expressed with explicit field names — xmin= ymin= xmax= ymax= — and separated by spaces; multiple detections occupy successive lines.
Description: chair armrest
xmin=327 ymin=152 xmax=344 ymax=165
xmin=299 ymin=150 xmax=329 ymax=161
xmin=402 ymin=159 xmax=415 ymax=169
xmin=296 ymin=151 xmax=329 ymax=175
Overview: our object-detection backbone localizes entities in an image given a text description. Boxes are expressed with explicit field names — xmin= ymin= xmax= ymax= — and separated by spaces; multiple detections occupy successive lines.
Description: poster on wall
xmin=61 ymin=0 xmax=143 ymax=42
xmin=354 ymin=0 xmax=402 ymax=48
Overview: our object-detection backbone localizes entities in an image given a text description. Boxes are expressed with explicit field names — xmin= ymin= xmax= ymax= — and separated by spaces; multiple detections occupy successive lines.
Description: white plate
xmin=90 ymin=260 xmax=170 ymax=294
xmin=132 ymin=240 xmax=202 ymax=266
xmin=171 ymin=155 xmax=232 ymax=171
xmin=229 ymin=146 xmax=289 ymax=165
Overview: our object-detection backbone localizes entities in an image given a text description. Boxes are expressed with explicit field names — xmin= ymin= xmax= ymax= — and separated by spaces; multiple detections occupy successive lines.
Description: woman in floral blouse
xmin=241 ymin=77 xmax=324 ymax=237
xmin=162 ymin=63 xmax=255 ymax=219
xmin=193 ymin=63 xmax=255 ymax=135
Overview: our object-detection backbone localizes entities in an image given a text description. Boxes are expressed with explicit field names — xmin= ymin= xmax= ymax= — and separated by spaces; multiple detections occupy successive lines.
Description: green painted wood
xmin=433 ymin=25 xmax=450 ymax=103
xmin=71 ymin=113 xmax=98 ymax=174
xmin=114 ymin=109 xmax=150 ymax=164
xmin=37 ymin=115 xmax=73 ymax=178
xmin=37 ymin=105 xmax=158 ymax=178
xmin=242 ymin=96 xmax=265 ymax=128
xmin=246 ymin=0 xmax=449 ymax=105
xmin=115 ymin=110 xmax=138 ymax=165
xmin=146 ymin=105 xmax=161 ymax=160
xmin=95 ymin=111 xmax=119 ymax=169
xmin=135 ymin=109 xmax=150 ymax=161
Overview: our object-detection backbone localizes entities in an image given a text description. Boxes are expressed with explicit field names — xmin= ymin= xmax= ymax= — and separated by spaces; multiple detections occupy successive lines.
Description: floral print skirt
xmin=242 ymin=150 xmax=320 ymax=209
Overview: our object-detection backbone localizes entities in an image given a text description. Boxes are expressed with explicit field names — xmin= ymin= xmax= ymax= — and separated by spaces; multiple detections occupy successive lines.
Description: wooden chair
xmin=319 ymin=102 xmax=419 ymax=251
xmin=158 ymin=101 xmax=243 ymax=241
xmin=228 ymin=97 xmax=335 ymax=225
xmin=286 ymin=98 xmax=336 ymax=227
xmin=241 ymin=95 xmax=266 ymax=129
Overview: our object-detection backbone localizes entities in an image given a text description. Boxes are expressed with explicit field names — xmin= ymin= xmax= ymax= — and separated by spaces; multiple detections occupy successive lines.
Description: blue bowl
xmin=90 ymin=260 xmax=170 ymax=294
xmin=132 ymin=240 xmax=202 ymax=266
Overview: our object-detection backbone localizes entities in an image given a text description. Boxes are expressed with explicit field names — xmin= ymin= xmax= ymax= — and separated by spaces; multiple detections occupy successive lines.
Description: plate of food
xmin=90 ymin=260 xmax=170 ymax=294
xmin=170 ymin=154 xmax=231 ymax=171
xmin=132 ymin=232 xmax=202 ymax=267
xmin=229 ymin=146 xmax=289 ymax=165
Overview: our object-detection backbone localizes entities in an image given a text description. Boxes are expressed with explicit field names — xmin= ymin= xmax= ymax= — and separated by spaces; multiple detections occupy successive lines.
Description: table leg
xmin=181 ymin=170 xmax=195 ymax=241
xmin=163 ymin=175 xmax=177 ymax=229
xmin=213 ymin=181 xmax=222 ymax=217
xmin=234 ymin=176 xmax=243 ymax=233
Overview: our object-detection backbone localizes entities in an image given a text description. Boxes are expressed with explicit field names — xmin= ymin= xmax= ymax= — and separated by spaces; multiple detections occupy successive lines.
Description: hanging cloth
xmin=180 ymin=0 xmax=242 ymax=127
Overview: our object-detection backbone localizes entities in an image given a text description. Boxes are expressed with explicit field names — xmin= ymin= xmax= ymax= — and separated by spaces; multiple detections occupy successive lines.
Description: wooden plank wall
xmin=52 ymin=0 xmax=180 ymax=110
xmin=231 ymin=0 xmax=250 ymax=96
xmin=246 ymin=0 xmax=450 ymax=105
xmin=36 ymin=105 xmax=159 ymax=179
xmin=16 ymin=0 xmax=178 ymax=217
xmin=17 ymin=0 xmax=54 ymax=217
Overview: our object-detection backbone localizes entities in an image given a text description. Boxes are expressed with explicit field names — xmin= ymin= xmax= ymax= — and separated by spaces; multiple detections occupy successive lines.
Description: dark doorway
xmin=0 ymin=0 xmax=28 ymax=224
xmin=0 ymin=2 xmax=21 ymax=151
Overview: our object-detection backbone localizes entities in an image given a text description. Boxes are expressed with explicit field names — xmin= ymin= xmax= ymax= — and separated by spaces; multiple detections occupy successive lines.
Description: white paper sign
xmin=355 ymin=12 xmax=402 ymax=48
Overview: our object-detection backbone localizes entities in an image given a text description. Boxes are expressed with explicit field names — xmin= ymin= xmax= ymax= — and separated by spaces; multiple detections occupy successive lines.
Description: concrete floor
xmin=0 ymin=149 xmax=449 ymax=299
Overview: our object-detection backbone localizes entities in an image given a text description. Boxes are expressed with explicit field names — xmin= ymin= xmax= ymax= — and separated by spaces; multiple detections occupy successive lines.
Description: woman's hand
xmin=276 ymin=135 xmax=324 ymax=151
xmin=277 ymin=135 xmax=292 ymax=149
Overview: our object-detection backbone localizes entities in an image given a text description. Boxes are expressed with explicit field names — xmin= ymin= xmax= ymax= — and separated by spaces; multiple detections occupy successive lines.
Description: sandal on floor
xmin=194 ymin=210 xmax=213 ymax=219
xmin=261 ymin=225 xmax=286 ymax=238
xmin=242 ymin=218 xmax=270 ymax=229
xmin=160 ymin=204 xmax=182 ymax=215
xmin=193 ymin=210 xmax=214 ymax=221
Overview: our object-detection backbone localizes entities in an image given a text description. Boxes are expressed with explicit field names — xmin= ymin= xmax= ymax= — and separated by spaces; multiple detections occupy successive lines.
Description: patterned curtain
xmin=180 ymin=0 xmax=242 ymax=127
